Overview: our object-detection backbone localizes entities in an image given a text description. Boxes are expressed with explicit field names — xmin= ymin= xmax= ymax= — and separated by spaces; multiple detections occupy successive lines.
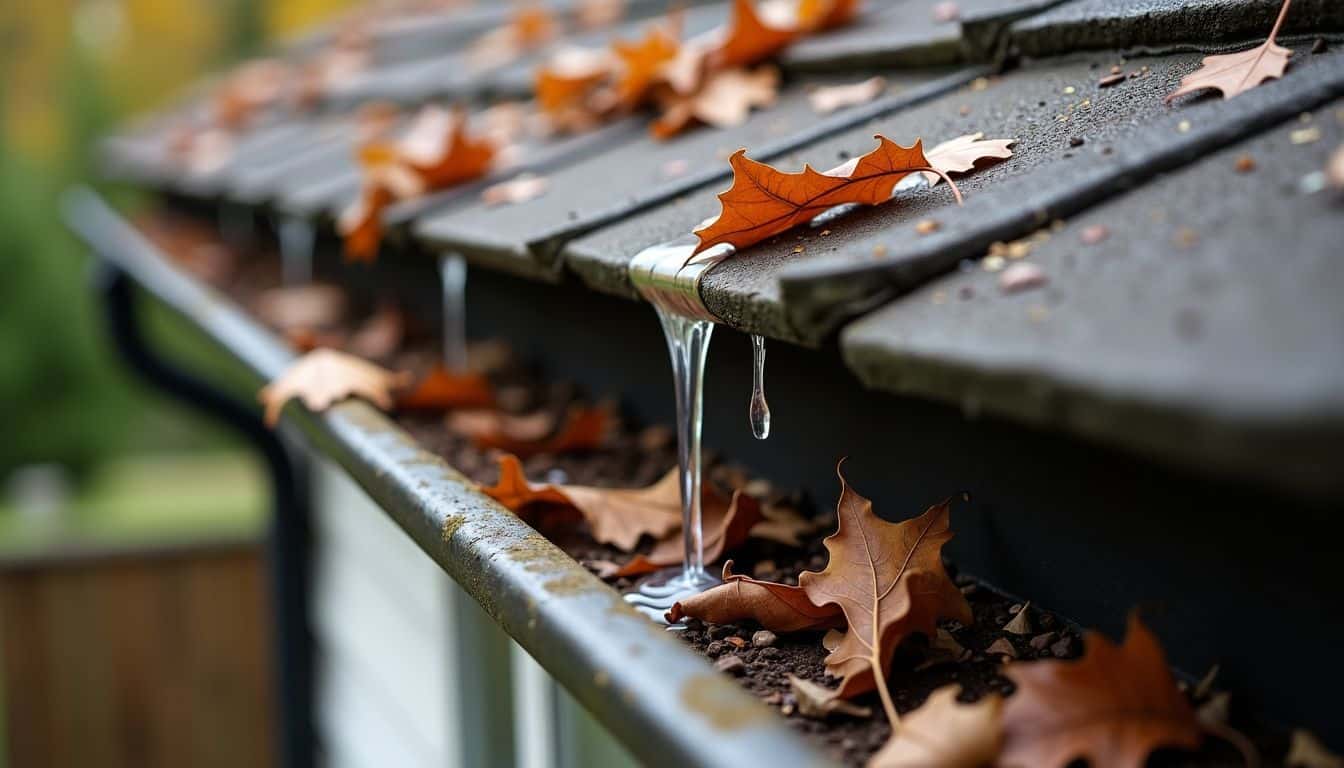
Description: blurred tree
xmin=221 ymin=0 xmax=267 ymax=62
xmin=0 ymin=33 xmax=130 ymax=477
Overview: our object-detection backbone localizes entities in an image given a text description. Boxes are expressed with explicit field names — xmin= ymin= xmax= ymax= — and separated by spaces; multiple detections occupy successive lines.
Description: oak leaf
xmin=397 ymin=367 xmax=495 ymax=411
xmin=482 ymin=454 xmax=682 ymax=550
xmin=651 ymin=66 xmax=780 ymax=140
xmin=667 ymin=560 xmax=845 ymax=631
xmin=692 ymin=135 xmax=959 ymax=256
xmin=920 ymin=132 xmax=1016 ymax=185
xmin=259 ymin=348 xmax=411 ymax=427
xmin=798 ymin=468 xmax=972 ymax=716
xmin=616 ymin=489 xmax=764 ymax=576
xmin=1166 ymin=0 xmax=1294 ymax=103
xmin=999 ymin=613 xmax=1202 ymax=768
xmin=867 ymin=686 xmax=1002 ymax=768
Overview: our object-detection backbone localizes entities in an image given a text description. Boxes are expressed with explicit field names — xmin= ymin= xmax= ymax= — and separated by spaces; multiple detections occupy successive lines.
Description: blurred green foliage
xmin=0 ymin=39 xmax=131 ymax=477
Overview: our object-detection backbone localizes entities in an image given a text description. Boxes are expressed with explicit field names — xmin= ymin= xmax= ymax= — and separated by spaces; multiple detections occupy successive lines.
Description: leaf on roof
xmin=920 ymin=132 xmax=1016 ymax=184
xmin=1166 ymin=0 xmax=1294 ymax=103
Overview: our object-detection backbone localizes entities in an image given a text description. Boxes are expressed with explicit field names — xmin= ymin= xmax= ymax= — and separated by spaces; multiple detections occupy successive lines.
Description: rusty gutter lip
xmin=63 ymin=187 xmax=839 ymax=768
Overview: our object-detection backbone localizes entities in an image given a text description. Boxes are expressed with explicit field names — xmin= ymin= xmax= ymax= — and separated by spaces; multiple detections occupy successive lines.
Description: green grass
xmin=0 ymin=451 xmax=267 ymax=557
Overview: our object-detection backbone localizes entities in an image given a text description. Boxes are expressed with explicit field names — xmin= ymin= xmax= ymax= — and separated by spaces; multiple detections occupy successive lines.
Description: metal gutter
xmin=63 ymin=188 xmax=837 ymax=768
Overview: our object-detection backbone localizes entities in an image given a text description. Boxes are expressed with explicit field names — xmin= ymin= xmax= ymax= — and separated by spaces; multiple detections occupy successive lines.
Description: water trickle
xmin=438 ymin=253 xmax=469 ymax=371
xmin=278 ymin=217 xmax=315 ymax=286
xmin=624 ymin=237 xmax=727 ymax=625
xmin=749 ymin=334 xmax=770 ymax=440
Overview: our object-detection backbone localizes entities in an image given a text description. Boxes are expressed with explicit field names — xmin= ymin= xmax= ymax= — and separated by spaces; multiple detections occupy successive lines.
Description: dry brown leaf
xmin=799 ymin=468 xmax=972 ymax=715
xmin=796 ymin=0 xmax=861 ymax=30
xmin=613 ymin=23 xmax=682 ymax=107
xmin=453 ymin=404 xmax=613 ymax=457
xmin=536 ymin=47 xmax=614 ymax=114
xmin=749 ymin=501 xmax=819 ymax=546
xmin=470 ymin=4 xmax=559 ymax=70
xmin=693 ymin=135 xmax=959 ymax=256
xmin=482 ymin=454 xmax=681 ymax=550
xmin=347 ymin=304 xmax=406 ymax=360
xmin=867 ymin=686 xmax=1002 ymax=768
xmin=710 ymin=0 xmax=801 ymax=69
xmin=1000 ymin=613 xmax=1202 ymax=768
xmin=920 ymin=132 xmax=1016 ymax=184
xmin=397 ymin=367 xmax=496 ymax=411
xmin=616 ymin=489 xmax=764 ymax=576
xmin=254 ymin=285 xmax=347 ymax=331
xmin=790 ymin=675 xmax=873 ymax=720
xmin=667 ymin=560 xmax=845 ymax=631
xmin=259 ymin=348 xmax=411 ymax=427
xmin=339 ymin=106 xmax=496 ymax=261
xmin=1286 ymin=729 xmax=1344 ymax=768
xmin=1166 ymin=0 xmax=1294 ymax=103
xmin=482 ymin=174 xmax=549 ymax=206
xmin=809 ymin=76 xmax=886 ymax=114
xmin=652 ymin=66 xmax=780 ymax=140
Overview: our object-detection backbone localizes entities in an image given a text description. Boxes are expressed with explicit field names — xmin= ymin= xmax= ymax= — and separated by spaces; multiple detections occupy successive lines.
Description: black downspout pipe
xmin=94 ymin=262 xmax=314 ymax=768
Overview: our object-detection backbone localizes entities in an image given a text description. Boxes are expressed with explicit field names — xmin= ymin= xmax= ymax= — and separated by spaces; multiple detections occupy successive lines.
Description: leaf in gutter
xmin=919 ymin=132 xmax=1016 ymax=185
xmin=791 ymin=675 xmax=873 ymax=720
xmin=259 ymin=348 xmax=411 ymax=427
xmin=999 ymin=613 xmax=1202 ymax=768
xmin=254 ymin=284 xmax=347 ymax=331
xmin=667 ymin=560 xmax=845 ymax=631
xmin=482 ymin=454 xmax=681 ymax=550
xmin=651 ymin=66 xmax=780 ymax=140
xmin=453 ymin=404 xmax=614 ymax=457
xmin=867 ymin=686 xmax=1003 ymax=768
xmin=536 ymin=46 xmax=613 ymax=115
xmin=1166 ymin=0 xmax=1294 ymax=103
xmin=347 ymin=303 xmax=406 ymax=360
xmin=616 ymin=489 xmax=764 ymax=576
xmin=798 ymin=467 xmax=972 ymax=715
xmin=692 ymin=135 xmax=958 ymax=256
xmin=397 ymin=367 xmax=496 ymax=411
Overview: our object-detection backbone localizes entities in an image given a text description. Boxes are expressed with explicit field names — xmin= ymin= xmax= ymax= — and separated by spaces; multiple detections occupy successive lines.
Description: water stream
xmin=278 ymin=217 xmax=315 ymax=286
xmin=438 ymin=253 xmax=469 ymax=371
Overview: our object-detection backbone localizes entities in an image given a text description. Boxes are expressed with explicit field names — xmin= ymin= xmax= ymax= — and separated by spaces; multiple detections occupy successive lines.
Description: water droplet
xmin=438 ymin=253 xmax=468 ymax=371
xmin=749 ymin=334 xmax=771 ymax=440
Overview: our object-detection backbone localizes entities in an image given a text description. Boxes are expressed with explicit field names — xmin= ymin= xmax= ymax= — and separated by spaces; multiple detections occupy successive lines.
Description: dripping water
xmin=278 ymin=216 xmax=315 ymax=286
xmin=438 ymin=253 xmax=469 ymax=371
xmin=749 ymin=334 xmax=770 ymax=440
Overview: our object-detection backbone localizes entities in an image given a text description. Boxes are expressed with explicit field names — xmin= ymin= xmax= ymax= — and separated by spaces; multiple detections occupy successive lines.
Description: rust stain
xmin=680 ymin=674 xmax=771 ymax=731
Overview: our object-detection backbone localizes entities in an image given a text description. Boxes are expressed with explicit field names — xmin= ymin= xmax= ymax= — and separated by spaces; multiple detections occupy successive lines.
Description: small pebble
xmin=1177 ymin=120 xmax=1191 ymax=134
xmin=1080 ymin=223 xmax=1110 ymax=245
xmin=715 ymin=655 xmax=747 ymax=676
xmin=999 ymin=262 xmax=1048 ymax=294
xmin=726 ymin=636 xmax=747 ymax=649
xmin=982 ymin=255 xmax=1007 ymax=272
xmin=706 ymin=641 xmax=727 ymax=658
xmin=1029 ymin=632 xmax=1059 ymax=651
xmin=753 ymin=630 xmax=778 ymax=648
xmin=1235 ymin=154 xmax=1257 ymax=173
xmin=1068 ymin=136 xmax=1085 ymax=147
xmin=1291 ymin=126 xmax=1322 ymax=145
xmin=1098 ymin=73 xmax=1125 ymax=88
xmin=915 ymin=218 xmax=941 ymax=235
xmin=1050 ymin=635 xmax=1078 ymax=658
xmin=1312 ymin=38 xmax=1328 ymax=54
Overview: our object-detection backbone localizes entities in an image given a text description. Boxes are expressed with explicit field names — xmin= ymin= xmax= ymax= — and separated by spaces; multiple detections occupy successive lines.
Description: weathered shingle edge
xmin=777 ymin=55 xmax=1344 ymax=345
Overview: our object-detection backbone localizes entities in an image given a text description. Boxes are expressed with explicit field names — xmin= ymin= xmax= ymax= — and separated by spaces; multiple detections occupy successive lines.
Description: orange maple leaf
xmin=612 ymin=24 xmax=682 ymax=107
xmin=482 ymin=454 xmax=681 ymax=550
xmin=615 ymin=489 xmax=764 ymax=576
xmin=338 ymin=106 xmax=496 ymax=261
xmin=692 ymin=134 xmax=960 ymax=255
xmin=1166 ymin=0 xmax=1294 ymax=103
xmin=710 ymin=0 xmax=800 ymax=70
xmin=396 ymin=366 xmax=495 ymax=411
xmin=650 ymin=66 xmax=780 ymax=140
xmin=535 ymin=47 xmax=613 ymax=114
xmin=1000 ymin=614 xmax=1202 ymax=768
xmin=797 ymin=0 xmax=861 ymax=31
xmin=451 ymin=404 xmax=613 ymax=457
